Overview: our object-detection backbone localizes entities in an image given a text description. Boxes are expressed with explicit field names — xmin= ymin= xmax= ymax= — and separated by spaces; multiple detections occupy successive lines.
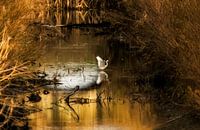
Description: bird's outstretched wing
xmin=96 ymin=56 xmax=108 ymax=70
xmin=96 ymin=56 xmax=104 ymax=67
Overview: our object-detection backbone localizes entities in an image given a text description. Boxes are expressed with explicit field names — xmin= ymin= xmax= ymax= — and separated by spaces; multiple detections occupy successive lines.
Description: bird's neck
xmin=105 ymin=62 xmax=108 ymax=66
xmin=104 ymin=62 xmax=108 ymax=69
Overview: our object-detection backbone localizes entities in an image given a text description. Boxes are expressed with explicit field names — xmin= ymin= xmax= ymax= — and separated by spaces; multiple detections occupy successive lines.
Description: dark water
xmin=26 ymin=9 xmax=156 ymax=129
xmin=26 ymin=9 xmax=200 ymax=130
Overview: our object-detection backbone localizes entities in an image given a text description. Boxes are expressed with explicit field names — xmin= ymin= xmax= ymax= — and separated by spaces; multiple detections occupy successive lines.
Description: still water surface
xmin=27 ymin=27 xmax=156 ymax=130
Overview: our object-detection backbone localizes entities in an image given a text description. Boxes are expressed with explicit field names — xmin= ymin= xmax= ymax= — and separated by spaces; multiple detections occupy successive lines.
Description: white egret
xmin=96 ymin=56 xmax=109 ymax=70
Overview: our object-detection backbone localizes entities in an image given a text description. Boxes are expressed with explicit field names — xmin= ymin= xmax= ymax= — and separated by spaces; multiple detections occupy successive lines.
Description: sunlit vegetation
xmin=0 ymin=0 xmax=44 ymax=90
xmin=0 ymin=1 xmax=49 ymax=128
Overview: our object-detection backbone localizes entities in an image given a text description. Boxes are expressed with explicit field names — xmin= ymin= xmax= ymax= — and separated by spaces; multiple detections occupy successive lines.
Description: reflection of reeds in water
xmin=0 ymin=98 xmax=14 ymax=127
xmin=0 ymin=96 xmax=41 ymax=129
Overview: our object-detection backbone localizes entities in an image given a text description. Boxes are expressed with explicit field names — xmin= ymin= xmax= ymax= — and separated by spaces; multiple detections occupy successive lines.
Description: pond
xmin=1 ymin=1 xmax=200 ymax=130
xmin=26 ymin=10 xmax=156 ymax=130
xmin=22 ymin=7 xmax=200 ymax=130
xmin=1 ymin=5 xmax=198 ymax=130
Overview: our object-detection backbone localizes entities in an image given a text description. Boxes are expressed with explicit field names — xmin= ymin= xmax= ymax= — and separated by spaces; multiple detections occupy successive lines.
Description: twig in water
xmin=65 ymin=86 xmax=80 ymax=103
xmin=53 ymin=102 xmax=79 ymax=121
xmin=96 ymin=90 xmax=105 ymax=103
xmin=155 ymin=111 xmax=192 ymax=129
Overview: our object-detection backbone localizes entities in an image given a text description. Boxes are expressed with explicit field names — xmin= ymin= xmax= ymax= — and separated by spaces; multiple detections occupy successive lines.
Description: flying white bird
xmin=96 ymin=56 xmax=109 ymax=70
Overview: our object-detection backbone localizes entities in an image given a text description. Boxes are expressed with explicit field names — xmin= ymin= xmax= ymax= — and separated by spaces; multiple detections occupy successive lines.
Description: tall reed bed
xmin=0 ymin=0 xmax=47 ymax=90
xmin=140 ymin=0 xmax=200 ymax=105
xmin=0 ymin=27 xmax=35 ymax=90
xmin=106 ymin=0 xmax=200 ymax=105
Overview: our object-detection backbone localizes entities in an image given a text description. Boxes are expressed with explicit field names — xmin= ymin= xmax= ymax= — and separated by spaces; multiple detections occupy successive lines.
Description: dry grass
xmin=0 ymin=0 xmax=49 ymax=127
xmin=0 ymin=27 xmax=35 ymax=90
xmin=0 ymin=0 xmax=47 ymax=90
xmin=105 ymin=0 xmax=200 ymax=106
xmin=142 ymin=0 xmax=200 ymax=84
xmin=109 ymin=0 xmax=200 ymax=86
xmin=140 ymin=0 xmax=200 ymax=105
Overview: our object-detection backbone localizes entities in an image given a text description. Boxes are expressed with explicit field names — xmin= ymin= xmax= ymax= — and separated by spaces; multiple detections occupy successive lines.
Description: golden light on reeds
xmin=0 ymin=0 xmax=43 ymax=91
xmin=0 ymin=27 xmax=11 ymax=62
xmin=0 ymin=27 xmax=34 ymax=90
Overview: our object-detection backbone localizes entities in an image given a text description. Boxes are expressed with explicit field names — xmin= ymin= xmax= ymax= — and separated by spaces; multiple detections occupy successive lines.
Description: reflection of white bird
xmin=96 ymin=56 xmax=109 ymax=70
xmin=96 ymin=71 xmax=109 ymax=85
